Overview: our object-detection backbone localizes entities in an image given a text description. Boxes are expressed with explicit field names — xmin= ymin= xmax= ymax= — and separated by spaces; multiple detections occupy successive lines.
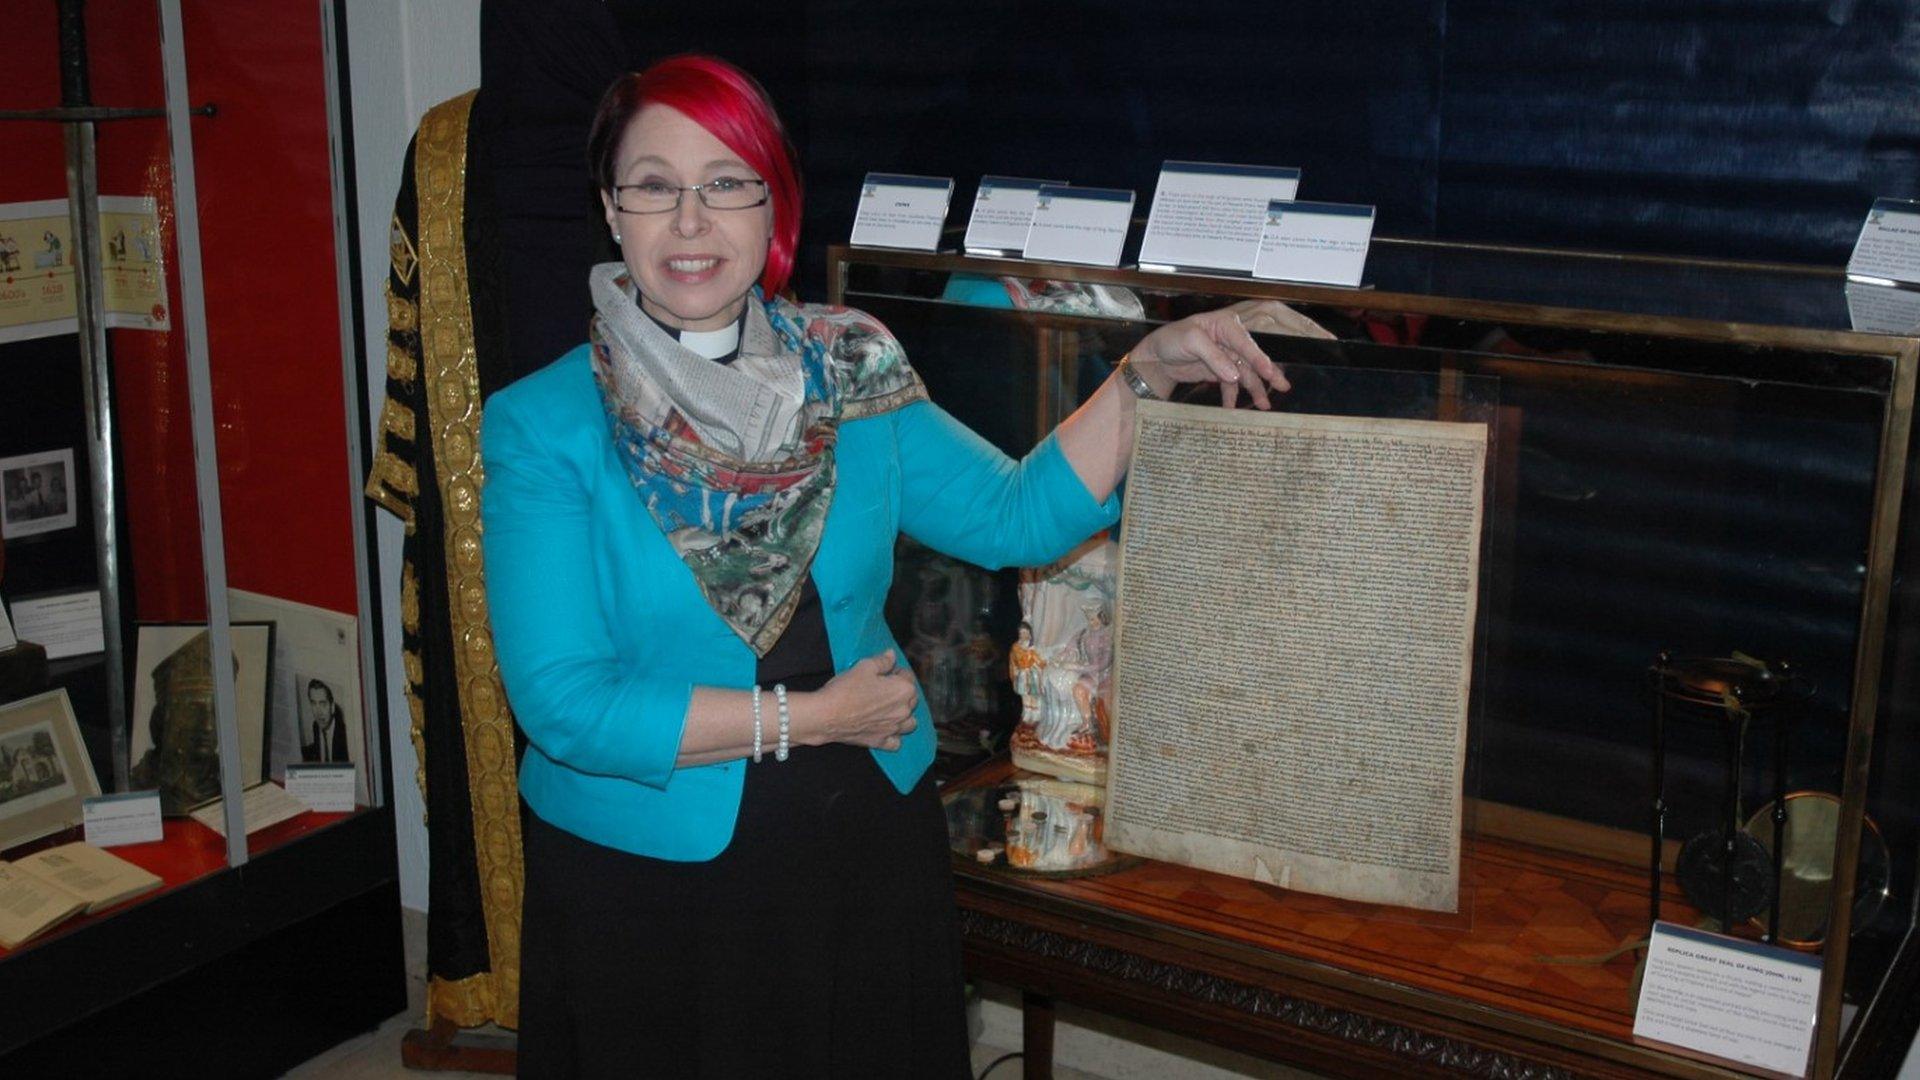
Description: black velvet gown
xmin=515 ymin=326 xmax=971 ymax=1079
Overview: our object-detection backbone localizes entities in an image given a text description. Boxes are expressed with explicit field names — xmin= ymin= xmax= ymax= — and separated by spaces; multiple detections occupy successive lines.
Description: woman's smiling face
xmin=602 ymin=104 xmax=773 ymax=331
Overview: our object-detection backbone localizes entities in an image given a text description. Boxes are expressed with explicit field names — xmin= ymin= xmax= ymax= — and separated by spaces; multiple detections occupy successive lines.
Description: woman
xmin=481 ymin=55 xmax=1298 ymax=1076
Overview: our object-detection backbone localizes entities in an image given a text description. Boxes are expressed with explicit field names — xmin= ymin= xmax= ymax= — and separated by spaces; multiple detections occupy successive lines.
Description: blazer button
xmin=833 ymin=598 xmax=851 ymax=612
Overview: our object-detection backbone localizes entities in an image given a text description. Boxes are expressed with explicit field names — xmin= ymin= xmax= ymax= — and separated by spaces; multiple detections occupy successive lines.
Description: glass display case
xmin=0 ymin=3 xmax=402 ymax=1072
xmin=830 ymin=240 xmax=1920 ymax=1078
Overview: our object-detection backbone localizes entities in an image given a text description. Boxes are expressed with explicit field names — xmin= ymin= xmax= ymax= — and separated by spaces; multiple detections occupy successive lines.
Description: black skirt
xmin=517 ymin=580 xmax=970 ymax=1078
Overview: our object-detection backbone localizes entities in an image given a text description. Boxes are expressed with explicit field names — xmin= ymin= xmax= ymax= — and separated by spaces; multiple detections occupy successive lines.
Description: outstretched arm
xmin=1055 ymin=301 xmax=1330 ymax=501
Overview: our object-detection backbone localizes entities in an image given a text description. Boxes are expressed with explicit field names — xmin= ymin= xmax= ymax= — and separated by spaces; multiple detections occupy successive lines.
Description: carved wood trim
xmin=959 ymin=908 xmax=1576 ymax=1080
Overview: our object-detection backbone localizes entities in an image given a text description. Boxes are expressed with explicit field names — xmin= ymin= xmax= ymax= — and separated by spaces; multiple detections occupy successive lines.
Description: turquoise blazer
xmin=481 ymin=344 xmax=1121 ymax=860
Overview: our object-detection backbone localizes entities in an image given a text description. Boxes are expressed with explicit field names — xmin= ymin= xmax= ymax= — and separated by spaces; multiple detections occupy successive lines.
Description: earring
xmin=612 ymin=231 xmax=622 ymax=244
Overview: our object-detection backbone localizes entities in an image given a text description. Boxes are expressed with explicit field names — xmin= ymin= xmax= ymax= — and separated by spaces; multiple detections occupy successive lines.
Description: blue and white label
xmin=1633 ymin=921 xmax=1820 ymax=1077
xmin=1138 ymin=161 xmax=1302 ymax=273
xmin=1848 ymin=197 xmax=1920 ymax=286
xmin=849 ymin=172 xmax=953 ymax=252
xmin=1022 ymin=185 xmax=1134 ymax=267
xmin=82 ymin=790 xmax=164 ymax=847
xmin=1252 ymin=200 xmax=1375 ymax=287
xmin=964 ymin=176 xmax=1069 ymax=255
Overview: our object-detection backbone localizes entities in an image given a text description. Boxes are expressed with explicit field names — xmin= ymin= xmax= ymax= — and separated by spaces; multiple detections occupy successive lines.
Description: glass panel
xmin=0 ymin=0 xmax=373 ymax=963
xmin=0 ymin=1 xmax=247 ymax=953
xmin=839 ymin=251 xmax=1915 ymax=1063
xmin=193 ymin=1 xmax=373 ymax=860
xmin=844 ymin=240 xmax=1886 ymax=337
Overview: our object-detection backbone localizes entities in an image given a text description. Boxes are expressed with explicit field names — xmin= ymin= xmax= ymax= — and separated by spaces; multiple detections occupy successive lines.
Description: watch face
xmin=1677 ymin=829 xmax=1774 ymax=926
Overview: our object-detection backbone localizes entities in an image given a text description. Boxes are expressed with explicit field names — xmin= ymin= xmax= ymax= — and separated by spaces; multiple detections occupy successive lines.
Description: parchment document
xmin=1106 ymin=400 xmax=1487 ymax=912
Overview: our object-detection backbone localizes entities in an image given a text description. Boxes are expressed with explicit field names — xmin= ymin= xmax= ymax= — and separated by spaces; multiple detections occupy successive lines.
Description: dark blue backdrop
xmin=603 ymin=0 xmax=1920 ymax=296
xmin=475 ymin=0 xmax=1919 ymax=359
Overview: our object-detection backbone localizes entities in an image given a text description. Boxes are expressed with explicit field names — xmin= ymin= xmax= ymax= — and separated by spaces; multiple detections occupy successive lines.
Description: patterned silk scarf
xmin=589 ymin=264 xmax=926 ymax=655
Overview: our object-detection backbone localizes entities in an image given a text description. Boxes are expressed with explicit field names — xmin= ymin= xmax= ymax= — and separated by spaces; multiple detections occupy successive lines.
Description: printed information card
xmin=82 ymin=791 xmax=165 ymax=847
xmin=1252 ymin=200 xmax=1376 ymax=287
xmin=848 ymin=173 xmax=953 ymax=251
xmin=964 ymin=176 xmax=1068 ymax=256
xmin=1632 ymin=921 xmax=1821 ymax=1077
xmin=1138 ymin=161 xmax=1302 ymax=274
xmin=1021 ymin=185 xmax=1134 ymax=267
xmin=1848 ymin=197 xmax=1920 ymax=286
xmin=1846 ymin=280 xmax=1920 ymax=336
xmin=189 ymin=781 xmax=311 ymax=837
xmin=284 ymin=764 xmax=357 ymax=813
xmin=10 ymin=590 xmax=104 ymax=660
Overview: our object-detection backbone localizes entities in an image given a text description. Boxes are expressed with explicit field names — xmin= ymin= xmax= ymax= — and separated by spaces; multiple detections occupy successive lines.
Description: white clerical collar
xmin=677 ymin=320 xmax=741 ymax=360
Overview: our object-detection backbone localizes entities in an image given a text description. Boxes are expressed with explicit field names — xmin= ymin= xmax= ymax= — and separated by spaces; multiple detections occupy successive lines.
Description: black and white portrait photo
xmin=0 ymin=448 xmax=78 ymax=538
xmin=298 ymin=674 xmax=350 ymax=764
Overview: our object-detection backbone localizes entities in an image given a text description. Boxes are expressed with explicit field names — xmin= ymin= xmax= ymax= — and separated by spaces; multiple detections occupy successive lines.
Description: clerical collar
xmin=642 ymin=304 xmax=745 ymax=363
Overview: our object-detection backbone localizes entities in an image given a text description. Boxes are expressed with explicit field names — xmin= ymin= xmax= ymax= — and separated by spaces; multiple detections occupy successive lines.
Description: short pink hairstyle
xmin=588 ymin=55 xmax=803 ymax=298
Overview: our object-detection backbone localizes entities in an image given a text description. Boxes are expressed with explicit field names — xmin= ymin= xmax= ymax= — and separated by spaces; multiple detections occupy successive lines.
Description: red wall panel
xmin=2 ymin=1 xmax=357 ymax=620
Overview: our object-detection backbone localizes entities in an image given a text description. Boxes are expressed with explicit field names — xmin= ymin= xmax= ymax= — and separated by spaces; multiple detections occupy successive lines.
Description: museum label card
xmin=1138 ymin=161 xmax=1302 ymax=274
xmin=849 ymin=173 xmax=953 ymax=251
xmin=963 ymin=176 xmax=1067 ymax=256
xmin=1252 ymin=200 xmax=1376 ymax=287
xmin=1633 ymin=921 xmax=1820 ymax=1077
xmin=1022 ymin=185 xmax=1134 ymax=267
xmin=82 ymin=791 xmax=164 ymax=848
xmin=1846 ymin=280 xmax=1920 ymax=336
xmin=10 ymin=591 xmax=103 ymax=660
xmin=189 ymin=781 xmax=310 ymax=837
xmin=284 ymin=764 xmax=356 ymax=812
xmin=1848 ymin=197 xmax=1920 ymax=286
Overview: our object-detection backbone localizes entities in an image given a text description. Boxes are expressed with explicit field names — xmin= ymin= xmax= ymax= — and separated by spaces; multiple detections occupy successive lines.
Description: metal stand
xmin=1648 ymin=653 xmax=1804 ymax=938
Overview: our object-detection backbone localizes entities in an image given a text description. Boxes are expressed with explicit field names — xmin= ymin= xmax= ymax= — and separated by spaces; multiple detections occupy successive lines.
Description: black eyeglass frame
xmin=610 ymin=178 xmax=771 ymax=214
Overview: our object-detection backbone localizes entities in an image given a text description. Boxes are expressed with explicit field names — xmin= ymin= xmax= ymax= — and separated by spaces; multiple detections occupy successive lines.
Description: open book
xmin=0 ymin=842 xmax=163 ymax=949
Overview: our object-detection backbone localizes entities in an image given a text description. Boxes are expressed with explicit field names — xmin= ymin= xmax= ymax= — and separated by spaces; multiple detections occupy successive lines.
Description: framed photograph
xmin=129 ymin=621 xmax=273 ymax=814
xmin=228 ymin=588 xmax=366 ymax=805
xmin=0 ymin=448 xmax=78 ymax=538
xmin=0 ymin=688 xmax=101 ymax=853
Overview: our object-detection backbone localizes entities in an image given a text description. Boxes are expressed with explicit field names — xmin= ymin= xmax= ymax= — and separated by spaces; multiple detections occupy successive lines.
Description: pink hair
xmin=589 ymin=55 xmax=803 ymax=297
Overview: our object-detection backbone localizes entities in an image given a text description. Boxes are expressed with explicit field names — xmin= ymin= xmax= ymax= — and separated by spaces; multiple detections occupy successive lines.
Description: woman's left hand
xmin=1129 ymin=300 xmax=1333 ymax=409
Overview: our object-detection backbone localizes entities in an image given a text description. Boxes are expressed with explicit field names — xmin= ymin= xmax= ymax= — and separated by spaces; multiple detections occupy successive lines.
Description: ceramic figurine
xmin=1009 ymin=536 xmax=1114 ymax=784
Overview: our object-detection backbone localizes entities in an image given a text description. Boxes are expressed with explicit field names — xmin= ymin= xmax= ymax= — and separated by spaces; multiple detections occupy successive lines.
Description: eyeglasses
xmin=612 ymin=177 xmax=770 ymax=214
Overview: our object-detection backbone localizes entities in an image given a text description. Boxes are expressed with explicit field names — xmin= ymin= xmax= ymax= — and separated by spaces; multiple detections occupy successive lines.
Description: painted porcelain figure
xmin=1010 ymin=536 xmax=1115 ymax=784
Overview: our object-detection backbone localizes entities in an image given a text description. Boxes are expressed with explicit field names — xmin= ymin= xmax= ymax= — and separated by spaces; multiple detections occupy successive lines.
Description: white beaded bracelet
xmin=775 ymin=683 xmax=791 ymax=762
xmin=750 ymin=684 xmax=764 ymax=763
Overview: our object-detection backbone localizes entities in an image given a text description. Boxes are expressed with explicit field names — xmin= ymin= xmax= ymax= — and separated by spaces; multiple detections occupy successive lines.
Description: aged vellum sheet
xmin=1106 ymin=400 xmax=1487 ymax=912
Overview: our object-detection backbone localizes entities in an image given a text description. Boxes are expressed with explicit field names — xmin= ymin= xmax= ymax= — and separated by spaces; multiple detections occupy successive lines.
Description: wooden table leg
xmin=1022 ymin=991 xmax=1055 ymax=1079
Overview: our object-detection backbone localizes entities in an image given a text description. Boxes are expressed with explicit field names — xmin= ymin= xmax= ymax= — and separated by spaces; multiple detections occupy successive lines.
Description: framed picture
xmin=0 ymin=688 xmax=101 ymax=853
xmin=0 ymin=448 xmax=78 ymax=538
xmin=228 ymin=588 xmax=366 ymax=805
xmin=129 ymin=621 xmax=273 ymax=814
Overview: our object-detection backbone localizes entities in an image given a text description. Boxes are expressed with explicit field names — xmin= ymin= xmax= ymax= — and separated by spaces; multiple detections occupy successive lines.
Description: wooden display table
xmin=944 ymin=758 xmax=1737 ymax=1080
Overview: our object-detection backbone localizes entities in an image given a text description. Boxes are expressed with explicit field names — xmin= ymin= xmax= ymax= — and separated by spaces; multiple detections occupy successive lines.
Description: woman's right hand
xmin=810 ymin=649 xmax=920 ymax=751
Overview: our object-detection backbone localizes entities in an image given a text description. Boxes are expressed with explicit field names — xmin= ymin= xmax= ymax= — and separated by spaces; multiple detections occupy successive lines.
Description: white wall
xmin=344 ymin=0 xmax=480 ymax=912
